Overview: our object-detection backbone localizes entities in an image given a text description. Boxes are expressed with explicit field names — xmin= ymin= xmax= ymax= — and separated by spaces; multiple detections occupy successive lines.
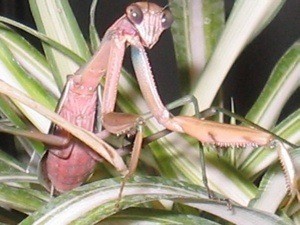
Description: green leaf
xmin=0 ymin=39 xmax=56 ymax=132
xmin=246 ymin=40 xmax=300 ymax=128
xmin=0 ymin=149 xmax=35 ymax=188
xmin=89 ymin=0 xmax=101 ymax=53
xmin=0 ymin=183 xmax=48 ymax=214
xmin=0 ymin=17 xmax=85 ymax=68
xmin=0 ymin=172 xmax=38 ymax=184
xmin=29 ymin=0 xmax=90 ymax=88
xmin=170 ymin=0 xmax=225 ymax=92
xmin=100 ymin=208 xmax=221 ymax=225
xmin=0 ymin=149 xmax=25 ymax=173
xmin=0 ymin=96 xmax=45 ymax=155
xmin=202 ymin=0 xmax=225 ymax=61
xmin=205 ymin=151 xmax=257 ymax=206
xmin=0 ymin=23 xmax=60 ymax=98
xmin=185 ymin=0 xmax=286 ymax=113
xmin=20 ymin=176 xmax=291 ymax=225
xmin=249 ymin=148 xmax=300 ymax=213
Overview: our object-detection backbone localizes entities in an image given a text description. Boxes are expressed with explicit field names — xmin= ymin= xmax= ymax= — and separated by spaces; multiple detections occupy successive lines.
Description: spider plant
xmin=0 ymin=0 xmax=298 ymax=224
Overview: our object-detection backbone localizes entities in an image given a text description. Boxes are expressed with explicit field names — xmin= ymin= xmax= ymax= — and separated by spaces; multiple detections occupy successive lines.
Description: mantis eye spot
xmin=161 ymin=10 xmax=173 ymax=29
xmin=126 ymin=4 xmax=143 ymax=25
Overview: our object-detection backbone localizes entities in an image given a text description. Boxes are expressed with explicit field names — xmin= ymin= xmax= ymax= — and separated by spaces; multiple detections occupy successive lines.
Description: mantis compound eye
xmin=161 ymin=10 xmax=173 ymax=29
xmin=126 ymin=4 xmax=143 ymax=25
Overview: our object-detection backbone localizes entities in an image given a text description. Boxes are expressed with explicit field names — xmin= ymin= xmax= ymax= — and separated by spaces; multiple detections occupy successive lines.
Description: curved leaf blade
xmin=100 ymin=207 xmax=221 ymax=225
xmin=249 ymin=148 xmax=300 ymax=213
xmin=240 ymin=109 xmax=300 ymax=178
xmin=246 ymin=40 xmax=300 ymax=128
xmin=0 ymin=40 xmax=56 ymax=132
xmin=185 ymin=0 xmax=286 ymax=113
xmin=20 ymin=176 xmax=291 ymax=225
xmin=0 ymin=17 xmax=85 ymax=67
xmin=89 ymin=0 xmax=100 ymax=53
xmin=0 ymin=23 xmax=60 ymax=98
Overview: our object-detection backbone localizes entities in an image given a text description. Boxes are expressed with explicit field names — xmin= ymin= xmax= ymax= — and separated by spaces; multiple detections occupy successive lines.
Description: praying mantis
xmin=0 ymin=1 xmax=298 ymax=204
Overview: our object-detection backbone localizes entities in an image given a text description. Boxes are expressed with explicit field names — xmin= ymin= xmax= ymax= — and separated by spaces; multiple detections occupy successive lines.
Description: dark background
xmin=0 ymin=0 xmax=299 ymax=151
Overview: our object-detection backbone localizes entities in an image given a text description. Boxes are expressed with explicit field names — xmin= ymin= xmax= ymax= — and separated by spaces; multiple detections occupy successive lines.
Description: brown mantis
xmin=0 ymin=2 xmax=298 ymax=203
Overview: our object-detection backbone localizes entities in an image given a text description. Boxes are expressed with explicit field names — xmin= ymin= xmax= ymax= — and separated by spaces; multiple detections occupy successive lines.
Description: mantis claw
xmin=102 ymin=112 xmax=141 ymax=135
xmin=272 ymin=140 xmax=300 ymax=204
xmin=202 ymin=185 xmax=233 ymax=210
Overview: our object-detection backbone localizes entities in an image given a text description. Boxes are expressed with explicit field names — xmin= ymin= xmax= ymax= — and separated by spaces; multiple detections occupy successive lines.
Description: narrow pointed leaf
xmin=89 ymin=0 xmax=100 ymax=53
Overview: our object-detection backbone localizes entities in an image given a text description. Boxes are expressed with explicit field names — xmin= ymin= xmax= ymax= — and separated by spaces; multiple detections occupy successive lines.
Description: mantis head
xmin=126 ymin=2 xmax=173 ymax=49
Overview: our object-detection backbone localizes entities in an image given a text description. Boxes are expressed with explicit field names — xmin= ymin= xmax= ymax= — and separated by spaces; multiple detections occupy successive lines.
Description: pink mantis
xmin=0 ymin=2 xmax=298 ymax=202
